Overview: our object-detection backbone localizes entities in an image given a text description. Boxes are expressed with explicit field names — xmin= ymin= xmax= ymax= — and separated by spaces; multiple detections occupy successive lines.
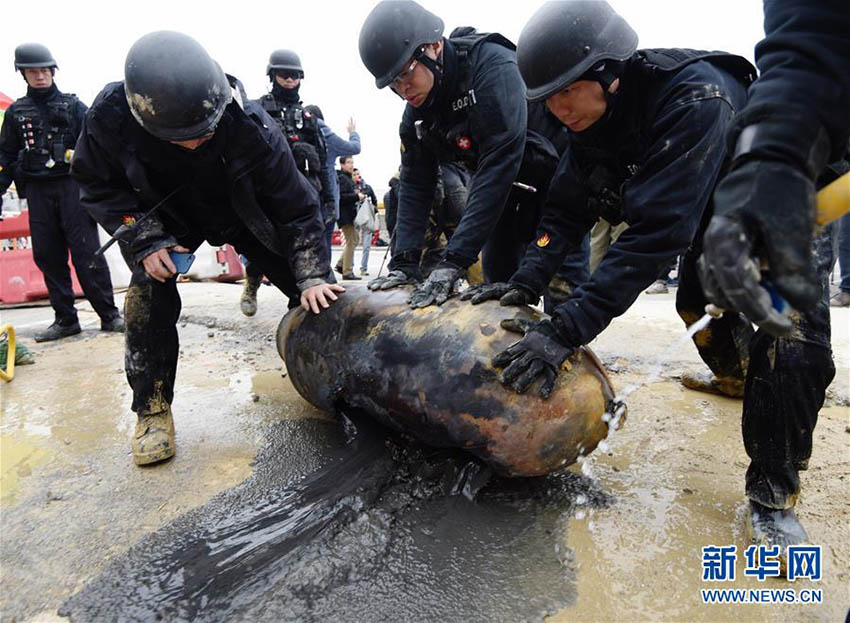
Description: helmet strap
xmin=583 ymin=59 xmax=624 ymax=93
xmin=417 ymin=45 xmax=444 ymax=109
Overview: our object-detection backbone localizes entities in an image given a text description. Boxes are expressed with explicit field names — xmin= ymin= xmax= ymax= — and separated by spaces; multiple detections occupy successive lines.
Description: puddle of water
xmin=0 ymin=434 xmax=51 ymax=506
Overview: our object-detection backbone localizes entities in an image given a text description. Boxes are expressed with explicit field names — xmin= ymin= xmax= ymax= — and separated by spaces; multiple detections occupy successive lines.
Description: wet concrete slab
xmin=1 ymin=264 xmax=847 ymax=622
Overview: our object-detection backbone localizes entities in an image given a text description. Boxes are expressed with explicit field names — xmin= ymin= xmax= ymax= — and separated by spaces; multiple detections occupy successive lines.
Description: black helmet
xmin=14 ymin=43 xmax=57 ymax=71
xmin=267 ymin=49 xmax=304 ymax=79
xmin=518 ymin=1 xmax=638 ymax=102
xmin=124 ymin=31 xmax=232 ymax=141
xmin=359 ymin=0 xmax=444 ymax=89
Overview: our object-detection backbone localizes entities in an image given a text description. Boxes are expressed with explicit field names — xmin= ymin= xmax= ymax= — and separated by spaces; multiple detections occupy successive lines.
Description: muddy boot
xmin=745 ymin=500 xmax=809 ymax=577
xmin=681 ymin=370 xmax=744 ymax=398
xmin=240 ymin=274 xmax=261 ymax=317
xmin=132 ymin=407 xmax=176 ymax=466
xmin=34 ymin=321 xmax=81 ymax=343
xmin=342 ymin=273 xmax=362 ymax=280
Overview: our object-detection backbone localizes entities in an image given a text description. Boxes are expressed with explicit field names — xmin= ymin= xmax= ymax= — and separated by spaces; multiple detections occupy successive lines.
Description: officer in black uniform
xmin=240 ymin=49 xmax=334 ymax=316
xmin=71 ymin=31 xmax=342 ymax=466
xmin=474 ymin=1 xmax=840 ymax=572
xmin=698 ymin=0 xmax=850 ymax=561
xmin=0 ymin=43 xmax=122 ymax=341
xmin=358 ymin=0 xmax=588 ymax=308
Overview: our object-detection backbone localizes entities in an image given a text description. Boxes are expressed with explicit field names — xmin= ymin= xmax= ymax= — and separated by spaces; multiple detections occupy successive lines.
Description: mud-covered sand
xmin=1 ymin=271 xmax=847 ymax=622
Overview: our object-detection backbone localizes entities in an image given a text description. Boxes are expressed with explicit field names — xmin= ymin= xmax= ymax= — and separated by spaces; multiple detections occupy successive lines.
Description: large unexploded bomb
xmin=276 ymin=285 xmax=624 ymax=477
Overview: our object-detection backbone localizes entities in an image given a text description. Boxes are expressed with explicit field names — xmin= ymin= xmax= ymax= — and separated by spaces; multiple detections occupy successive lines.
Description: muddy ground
xmin=1 ymin=256 xmax=848 ymax=622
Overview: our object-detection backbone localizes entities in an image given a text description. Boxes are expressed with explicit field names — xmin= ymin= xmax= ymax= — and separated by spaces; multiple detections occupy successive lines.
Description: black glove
xmin=699 ymin=112 xmax=830 ymax=336
xmin=492 ymin=318 xmax=575 ymax=399
xmin=408 ymin=261 xmax=466 ymax=308
xmin=368 ymin=268 xmax=420 ymax=291
xmin=459 ymin=282 xmax=538 ymax=306
xmin=321 ymin=199 xmax=337 ymax=227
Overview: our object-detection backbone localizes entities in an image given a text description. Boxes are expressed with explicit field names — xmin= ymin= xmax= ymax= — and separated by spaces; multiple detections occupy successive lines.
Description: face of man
xmin=23 ymin=67 xmax=53 ymax=89
xmin=340 ymin=157 xmax=354 ymax=174
xmin=169 ymin=133 xmax=214 ymax=151
xmin=391 ymin=41 xmax=441 ymax=108
xmin=545 ymin=79 xmax=617 ymax=133
xmin=274 ymin=71 xmax=301 ymax=90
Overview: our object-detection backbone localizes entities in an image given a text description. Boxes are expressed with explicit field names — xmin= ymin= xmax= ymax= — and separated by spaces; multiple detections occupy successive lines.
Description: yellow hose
xmin=817 ymin=171 xmax=850 ymax=225
xmin=0 ymin=324 xmax=15 ymax=382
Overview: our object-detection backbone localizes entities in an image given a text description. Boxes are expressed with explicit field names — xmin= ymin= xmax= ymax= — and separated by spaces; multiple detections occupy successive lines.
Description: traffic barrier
xmin=331 ymin=230 xmax=384 ymax=247
xmin=0 ymin=211 xmax=83 ymax=304
xmin=213 ymin=244 xmax=244 ymax=282
xmin=183 ymin=242 xmax=245 ymax=282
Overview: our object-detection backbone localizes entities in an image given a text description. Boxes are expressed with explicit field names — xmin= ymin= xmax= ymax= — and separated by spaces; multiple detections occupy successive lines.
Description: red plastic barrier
xmin=330 ymin=230 xmax=384 ymax=247
xmin=213 ymin=244 xmax=245 ymax=282
xmin=0 ymin=211 xmax=83 ymax=304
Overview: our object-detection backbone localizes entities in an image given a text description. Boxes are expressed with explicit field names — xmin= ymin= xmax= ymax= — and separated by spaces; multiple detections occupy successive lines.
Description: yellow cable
xmin=816 ymin=171 xmax=850 ymax=225
xmin=0 ymin=324 xmax=15 ymax=382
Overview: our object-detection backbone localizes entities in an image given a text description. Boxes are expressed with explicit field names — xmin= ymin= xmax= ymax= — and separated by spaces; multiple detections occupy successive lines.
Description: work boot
xmin=745 ymin=500 xmax=809 ymax=577
xmin=830 ymin=290 xmax=850 ymax=307
xmin=34 ymin=321 xmax=81 ymax=343
xmin=342 ymin=273 xmax=362 ymax=280
xmin=132 ymin=407 xmax=176 ymax=466
xmin=100 ymin=315 xmax=125 ymax=333
xmin=645 ymin=279 xmax=669 ymax=294
xmin=240 ymin=274 xmax=261 ymax=317
xmin=681 ymin=370 xmax=744 ymax=398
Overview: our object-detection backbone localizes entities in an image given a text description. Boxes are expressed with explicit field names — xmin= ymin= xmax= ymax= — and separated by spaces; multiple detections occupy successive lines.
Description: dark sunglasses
xmin=276 ymin=70 xmax=301 ymax=80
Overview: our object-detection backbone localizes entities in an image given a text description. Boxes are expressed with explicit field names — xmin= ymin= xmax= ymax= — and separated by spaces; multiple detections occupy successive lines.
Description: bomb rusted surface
xmin=277 ymin=286 xmax=620 ymax=476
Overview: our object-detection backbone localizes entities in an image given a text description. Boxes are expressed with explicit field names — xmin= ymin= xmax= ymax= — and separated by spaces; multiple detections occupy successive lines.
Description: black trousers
xmin=123 ymin=228 xmax=302 ymax=415
xmin=27 ymin=176 xmax=118 ymax=325
xmin=676 ymin=223 xmax=836 ymax=510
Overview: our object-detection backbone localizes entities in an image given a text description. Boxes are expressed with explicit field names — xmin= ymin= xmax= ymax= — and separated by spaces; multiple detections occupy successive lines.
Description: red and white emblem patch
xmin=456 ymin=136 xmax=471 ymax=150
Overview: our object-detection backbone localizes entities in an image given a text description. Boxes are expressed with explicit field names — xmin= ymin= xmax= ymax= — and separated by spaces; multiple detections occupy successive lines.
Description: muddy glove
xmin=699 ymin=112 xmax=831 ymax=336
xmin=492 ymin=318 xmax=575 ymax=399
xmin=408 ymin=261 xmax=466 ymax=308
xmin=368 ymin=250 xmax=422 ymax=291
xmin=459 ymin=282 xmax=538 ymax=306
xmin=368 ymin=269 xmax=420 ymax=291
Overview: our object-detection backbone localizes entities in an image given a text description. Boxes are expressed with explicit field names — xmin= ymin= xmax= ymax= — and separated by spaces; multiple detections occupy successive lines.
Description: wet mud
xmin=3 ymin=282 xmax=847 ymax=623
xmin=61 ymin=408 xmax=608 ymax=623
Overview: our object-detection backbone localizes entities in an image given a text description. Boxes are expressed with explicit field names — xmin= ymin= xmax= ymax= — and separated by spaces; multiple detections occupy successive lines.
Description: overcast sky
xmin=1 ymin=0 xmax=766 ymax=198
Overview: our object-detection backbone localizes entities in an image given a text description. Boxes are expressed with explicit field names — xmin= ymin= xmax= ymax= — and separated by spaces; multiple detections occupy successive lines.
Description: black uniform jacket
xmin=71 ymin=77 xmax=327 ymax=291
xmin=393 ymin=32 xmax=559 ymax=269
xmin=510 ymin=50 xmax=754 ymax=347
xmin=337 ymin=170 xmax=358 ymax=227
xmin=750 ymin=0 xmax=850 ymax=158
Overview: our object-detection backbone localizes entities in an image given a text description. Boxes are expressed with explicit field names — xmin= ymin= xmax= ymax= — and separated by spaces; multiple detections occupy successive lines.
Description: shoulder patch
xmin=536 ymin=233 xmax=550 ymax=248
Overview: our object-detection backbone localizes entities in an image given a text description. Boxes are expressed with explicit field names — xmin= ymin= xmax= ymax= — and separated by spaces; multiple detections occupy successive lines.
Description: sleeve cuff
xmin=297 ymin=277 xmax=328 ymax=291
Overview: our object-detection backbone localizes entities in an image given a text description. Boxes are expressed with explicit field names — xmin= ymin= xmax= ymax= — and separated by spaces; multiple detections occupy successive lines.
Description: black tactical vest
xmin=415 ymin=30 xmax=562 ymax=190
xmin=578 ymin=48 xmax=757 ymax=226
xmin=258 ymin=95 xmax=325 ymax=184
xmin=415 ymin=29 xmax=517 ymax=170
xmin=11 ymin=92 xmax=80 ymax=176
